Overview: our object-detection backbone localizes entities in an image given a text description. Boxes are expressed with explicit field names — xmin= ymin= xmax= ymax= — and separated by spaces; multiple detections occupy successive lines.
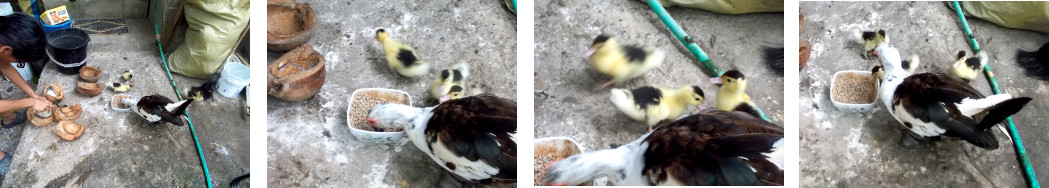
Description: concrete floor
xmin=265 ymin=0 xmax=516 ymax=187
xmin=0 ymin=19 xmax=249 ymax=187
xmin=534 ymin=0 xmax=784 ymax=185
xmin=800 ymin=2 xmax=1049 ymax=187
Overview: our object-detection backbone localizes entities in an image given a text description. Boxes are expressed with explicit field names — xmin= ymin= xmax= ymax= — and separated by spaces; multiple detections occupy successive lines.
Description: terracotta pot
xmin=268 ymin=44 xmax=326 ymax=102
xmin=267 ymin=3 xmax=316 ymax=52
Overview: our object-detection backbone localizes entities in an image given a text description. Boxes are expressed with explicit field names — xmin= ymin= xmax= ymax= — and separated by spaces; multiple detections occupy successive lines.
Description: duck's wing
xmin=894 ymin=73 xmax=983 ymax=123
xmin=427 ymin=93 xmax=517 ymax=179
xmin=697 ymin=109 xmax=783 ymax=135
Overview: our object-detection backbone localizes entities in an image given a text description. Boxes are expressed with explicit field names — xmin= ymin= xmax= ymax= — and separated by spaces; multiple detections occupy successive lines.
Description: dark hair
xmin=0 ymin=13 xmax=47 ymax=62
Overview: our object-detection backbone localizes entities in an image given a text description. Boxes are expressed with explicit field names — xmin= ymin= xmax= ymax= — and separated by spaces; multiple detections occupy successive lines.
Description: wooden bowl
xmin=268 ymin=44 xmax=326 ymax=102
xmin=28 ymin=105 xmax=55 ymax=127
xmin=54 ymin=121 xmax=84 ymax=141
xmin=43 ymin=83 xmax=64 ymax=102
xmin=55 ymin=103 xmax=82 ymax=121
xmin=76 ymin=81 xmax=104 ymax=97
xmin=79 ymin=66 xmax=101 ymax=83
xmin=267 ymin=3 xmax=316 ymax=52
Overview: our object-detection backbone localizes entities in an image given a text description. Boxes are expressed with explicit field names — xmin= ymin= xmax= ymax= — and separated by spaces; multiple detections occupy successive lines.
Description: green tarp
xmin=654 ymin=0 xmax=783 ymax=14
xmin=956 ymin=1 xmax=1049 ymax=34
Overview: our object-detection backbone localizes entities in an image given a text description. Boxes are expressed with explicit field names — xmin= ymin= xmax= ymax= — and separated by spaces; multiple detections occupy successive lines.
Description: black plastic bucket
xmin=46 ymin=28 xmax=90 ymax=74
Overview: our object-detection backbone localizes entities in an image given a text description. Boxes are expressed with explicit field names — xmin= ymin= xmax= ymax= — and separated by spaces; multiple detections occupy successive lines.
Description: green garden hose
xmin=951 ymin=2 xmax=1039 ymax=187
xmin=644 ymin=0 xmax=772 ymax=122
xmin=150 ymin=0 xmax=213 ymax=187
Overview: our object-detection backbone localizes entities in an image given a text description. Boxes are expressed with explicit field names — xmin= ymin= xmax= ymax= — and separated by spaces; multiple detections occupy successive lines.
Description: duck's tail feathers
xmin=1016 ymin=42 xmax=1049 ymax=81
xmin=763 ymin=47 xmax=784 ymax=75
xmin=976 ymin=97 xmax=1032 ymax=131
xmin=707 ymin=133 xmax=782 ymax=159
xmin=166 ymin=99 xmax=195 ymax=116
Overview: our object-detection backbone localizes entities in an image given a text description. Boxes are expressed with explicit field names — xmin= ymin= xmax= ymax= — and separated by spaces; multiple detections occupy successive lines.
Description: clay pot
xmin=28 ymin=105 xmax=55 ymax=127
xmin=76 ymin=81 xmax=104 ymax=97
xmin=268 ymin=44 xmax=326 ymax=102
xmin=79 ymin=66 xmax=101 ymax=83
xmin=54 ymin=121 xmax=84 ymax=141
xmin=43 ymin=83 xmax=64 ymax=102
xmin=267 ymin=3 xmax=316 ymax=52
xmin=55 ymin=103 xmax=82 ymax=121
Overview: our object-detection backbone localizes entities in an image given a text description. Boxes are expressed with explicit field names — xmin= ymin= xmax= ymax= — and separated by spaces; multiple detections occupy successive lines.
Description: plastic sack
xmin=955 ymin=2 xmax=1049 ymax=34
xmin=168 ymin=0 xmax=249 ymax=79
xmin=654 ymin=0 xmax=783 ymax=14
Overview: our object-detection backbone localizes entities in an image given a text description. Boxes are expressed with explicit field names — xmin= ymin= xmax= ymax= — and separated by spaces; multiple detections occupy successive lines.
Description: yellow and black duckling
xmin=950 ymin=50 xmax=988 ymax=82
xmin=366 ymin=93 xmax=516 ymax=187
xmin=186 ymin=74 xmax=219 ymax=101
xmin=901 ymin=54 xmax=920 ymax=74
xmin=609 ymin=85 xmax=705 ymax=131
xmin=874 ymin=43 xmax=1032 ymax=149
xmin=585 ymin=35 xmax=665 ymax=91
xmin=714 ymin=70 xmax=761 ymax=119
xmin=430 ymin=63 xmax=470 ymax=103
xmin=542 ymin=109 xmax=783 ymax=186
xmin=851 ymin=29 xmax=889 ymax=59
xmin=122 ymin=70 xmax=133 ymax=82
xmin=376 ymin=29 xmax=430 ymax=77
xmin=110 ymin=82 xmax=131 ymax=92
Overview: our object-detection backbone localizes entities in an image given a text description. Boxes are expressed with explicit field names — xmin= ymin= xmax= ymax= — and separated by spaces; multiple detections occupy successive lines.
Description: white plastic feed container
xmin=830 ymin=70 xmax=879 ymax=113
xmin=217 ymin=55 xmax=250 ymax=98
xmin=110 ymin=94 xmax=134 ymax=112
xmin=347 ymin=88 xmax=411 ymax=144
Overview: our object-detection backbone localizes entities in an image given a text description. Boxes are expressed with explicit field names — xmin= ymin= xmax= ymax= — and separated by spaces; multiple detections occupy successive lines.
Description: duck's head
xmin=438 ymin=85 xmax=466 ymax=103
xmin=584 ymin=35 xmax=615 ymax=58
xmin=542 ymin=152 xmax=621 ymax=186
xmin=681 ymin=85 xmax=705 ymax=106
xmin=375 ymin=29 xmax=389 ymax=42
xmin=871 ymin=65 xmax=885 ymax=81
xmin=718 ymin=70 xmax=748 ymax=92
xmin=366 ymin=103 xmax=418 ymax=130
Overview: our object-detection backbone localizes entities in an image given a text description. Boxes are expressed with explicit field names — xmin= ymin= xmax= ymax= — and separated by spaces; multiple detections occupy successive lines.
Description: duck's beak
xmin=583 ymin=48 xmax=596 ymax=58
xmin=366 ymin=118 xmax=378 ymax=127
xmin=709 ymin=77 xmax=723 ymax=84
xmin=439 ymin=95 xmax=451 ymax=103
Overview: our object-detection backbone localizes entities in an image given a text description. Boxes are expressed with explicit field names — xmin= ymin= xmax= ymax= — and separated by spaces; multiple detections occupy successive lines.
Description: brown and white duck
xmin=366 ymin=93 xmax=517 ymax=186
xmin=134 ymin=95 xmax=193 ymax=126
xmin=542 ymin=109 xmax=783 ymax=186
xmin=874 ymin=44 xmax=1032 ymax=149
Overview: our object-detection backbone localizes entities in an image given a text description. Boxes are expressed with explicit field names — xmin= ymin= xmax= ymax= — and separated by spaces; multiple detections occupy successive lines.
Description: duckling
xmin=186 ymin=74 xmax=219 ymax=101
xmin=366 ymin=93 xmax=516 ymax=186
xmin=714 ymin=70 xmax=762 ymax=119
xmin=851 ymin=29 xmax=888 ymax=59
xmin=585 ymin=35 xmax=665 ymax=91
xmin=376 ymin=29 xmax=430 ymax=77
xmin=609 ymin=85 xmax=705 ymax=131
xmin=439 ymin=85 xmax=468 ymax=103
xmin=110 ymin=82 xmax=131 ymax=92
xmin=430 ymin=63 xmax=470 ymax=102
xmin=543 ymin=109 xmax=783 ymax=186
xmin=134 ymin=95 xmax=194 ymax=126
xmin=901 ymin=54 xmax=920 ymax=74
xmin=950 ymin=50 xmax=988 ymax=82
xmin=875 ymin=43 xmax=1031 ymax=149
xmin=122 ymin=70 xmax=133 ymax=82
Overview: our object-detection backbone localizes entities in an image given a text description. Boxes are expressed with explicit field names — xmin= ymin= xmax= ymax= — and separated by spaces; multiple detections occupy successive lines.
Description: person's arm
xmin=0 ymin=62 xmax=40 ymax=99
xmin=0 ymin=98 xmax=46 ymax=113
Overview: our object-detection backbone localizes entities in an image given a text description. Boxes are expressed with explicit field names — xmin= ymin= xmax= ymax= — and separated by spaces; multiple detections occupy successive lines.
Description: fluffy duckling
xmin=430 ymin=63 xmax=470 ymax=102
xmin=134 ymin=95 xmax=194 ymax=126
xmin=542 ymin=109 xmax=783 ymax=186
xmin=901 ymin=54 xmax=920 ymax=74
xmin=714 ymin=70 xmax=761 ymax=119
xmin=110 ymin=82 xmax=131 ymax=92
xmin=376 ymin=29 xmax=430 ymax=77
xmin=950 ymin=50 xmax=988 ymax=82
xmin=122 ymin=70 xmax=133 ymax=82
xmin=585 ymin=35 xmax=665 ymax=91
xmin=609 ymin=85 xmax=705 ymax=131
xmin=852 ymin=29 xmax=889 ymax=59
xmin=366 ymin=93 xmax=516 ymax=186
xmin=875 ymin=43 xmax=1031 ymax=149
